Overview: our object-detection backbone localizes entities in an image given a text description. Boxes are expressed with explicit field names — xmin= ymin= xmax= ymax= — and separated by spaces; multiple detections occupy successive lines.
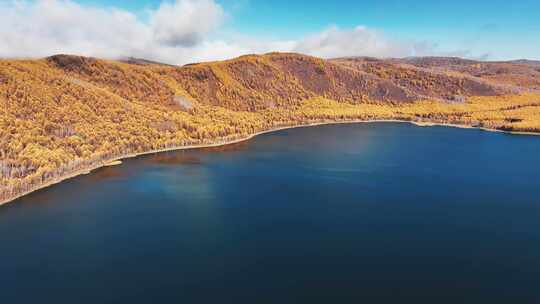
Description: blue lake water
xmin=1 ymin=122 xmax=540 ymax=303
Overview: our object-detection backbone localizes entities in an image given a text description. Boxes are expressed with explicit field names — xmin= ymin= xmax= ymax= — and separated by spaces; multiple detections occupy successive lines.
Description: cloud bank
xmin=293 ymin=26 xmax=434 ymax=58
xmin=0 ymin=0 xmax=466 ymax=64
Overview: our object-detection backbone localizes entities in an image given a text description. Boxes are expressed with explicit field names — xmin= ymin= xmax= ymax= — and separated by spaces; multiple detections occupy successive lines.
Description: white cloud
xmin=0 ymin=0 xmax=469 ymax=64
xmin=0 ymin=0 xmax=228 ymax=64
xmin=150 ymin=0 xmax=224 ymax=47
xmin=0 ymin=0 xmax=150 ymax=59
xmin=292 ymin=25 xmax=435 ymax=58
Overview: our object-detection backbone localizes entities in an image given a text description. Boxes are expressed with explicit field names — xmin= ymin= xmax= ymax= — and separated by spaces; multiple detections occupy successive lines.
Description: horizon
xmin=9 ymin=52 xmax=540 ymax=67
xmin=1 ymin=0 xmax=539 ymax=65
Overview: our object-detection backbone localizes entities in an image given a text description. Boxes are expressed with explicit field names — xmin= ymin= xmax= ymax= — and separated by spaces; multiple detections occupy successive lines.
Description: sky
xmin=1 ymin=0 xmax=539 ymax=64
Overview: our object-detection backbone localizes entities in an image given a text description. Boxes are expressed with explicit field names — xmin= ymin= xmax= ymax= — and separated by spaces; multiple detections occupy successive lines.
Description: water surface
xmin=1 ymin=123 xmax=539 ymax=303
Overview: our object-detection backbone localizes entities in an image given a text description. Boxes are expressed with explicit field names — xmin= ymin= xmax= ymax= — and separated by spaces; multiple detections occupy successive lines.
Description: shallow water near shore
xmin=1 ymin=122 xmax=540 ymax=303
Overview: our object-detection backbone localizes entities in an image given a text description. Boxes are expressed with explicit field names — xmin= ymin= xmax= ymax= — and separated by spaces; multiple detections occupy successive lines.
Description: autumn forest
xmin=1 ymin=52 xmax=540 ymax=204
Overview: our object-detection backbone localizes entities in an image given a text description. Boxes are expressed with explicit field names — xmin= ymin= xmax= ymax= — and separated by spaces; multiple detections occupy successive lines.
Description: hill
xmin=390 ymin=56 xmax=540 ymax=90
xmin=1 ymin=52 xmax=540 ymax=204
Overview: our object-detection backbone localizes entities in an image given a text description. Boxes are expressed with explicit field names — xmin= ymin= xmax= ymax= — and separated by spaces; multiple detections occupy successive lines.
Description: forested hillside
xmin=2 ymin=52 xmax=540 ymax=204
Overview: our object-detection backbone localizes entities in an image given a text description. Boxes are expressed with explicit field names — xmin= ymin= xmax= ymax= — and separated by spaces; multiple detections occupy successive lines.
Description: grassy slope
xmin=1 ymin=52 xmax=540 ymax=203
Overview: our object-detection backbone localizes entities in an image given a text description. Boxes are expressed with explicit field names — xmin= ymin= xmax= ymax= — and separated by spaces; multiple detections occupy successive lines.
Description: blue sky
xmin=79 ymin=0 xmax=540 ymax=60
xmin=1 ymin=0 xmax=539 ymax=63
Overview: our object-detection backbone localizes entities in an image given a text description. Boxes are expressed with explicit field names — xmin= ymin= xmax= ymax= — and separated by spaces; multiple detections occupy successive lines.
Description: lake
xmin=1 ymin=122 xmax=539 ymax=303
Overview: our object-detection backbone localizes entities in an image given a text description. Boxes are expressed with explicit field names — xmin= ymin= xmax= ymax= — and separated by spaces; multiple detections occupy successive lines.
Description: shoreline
xmin=1 ymin=119 xmax=539 ymax=207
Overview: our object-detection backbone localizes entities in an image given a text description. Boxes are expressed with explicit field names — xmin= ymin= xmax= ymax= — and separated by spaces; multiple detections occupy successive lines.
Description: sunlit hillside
xmin=1 ymin=53 xmax=540 ymax=204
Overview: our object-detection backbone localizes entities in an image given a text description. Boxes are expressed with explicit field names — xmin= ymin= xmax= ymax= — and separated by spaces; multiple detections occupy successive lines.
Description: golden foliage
xmin=1 ymin=53 xmax=540 ymax=203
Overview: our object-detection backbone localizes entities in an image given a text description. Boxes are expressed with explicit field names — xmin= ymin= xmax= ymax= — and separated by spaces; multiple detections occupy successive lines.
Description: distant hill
xmin=509 ymin=59 xmax=540 ymax=67
xmin=331 ymin=56 xmax=506 ymax=102
xmin=119 ymin=56 xmax=176 ymax=67
xmin=383 ymin=56 xmax=540 ymax=90
xmin=1 ymin=52 xmax=540 ymax=205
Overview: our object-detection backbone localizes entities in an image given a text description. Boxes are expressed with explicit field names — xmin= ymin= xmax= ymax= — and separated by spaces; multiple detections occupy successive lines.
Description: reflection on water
xmin=142 ymin=140 xmax=250 ymax=165
xmin=87 ymin=166 xmax=127 ymax=181
xmin=197 ymin=140 xmax=250 ymax=153
xmin=6 ymin=186 xmax=57 ymax=208
xmin=145 ymin=152 xmax=203 ymax=165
